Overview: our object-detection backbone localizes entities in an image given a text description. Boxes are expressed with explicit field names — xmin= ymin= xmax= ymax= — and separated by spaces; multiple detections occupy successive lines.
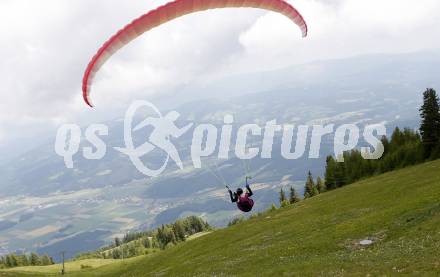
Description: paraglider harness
xmin=227 ymin=176 xmax=254 ymax=213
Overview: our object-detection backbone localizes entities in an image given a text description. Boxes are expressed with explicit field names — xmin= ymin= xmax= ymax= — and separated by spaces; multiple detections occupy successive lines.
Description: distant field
xmin=0 ymin=232 xmax=211 ymax=276
xmin=1 ymin=258 xmax=120 ymax=274
xmin=2 ymin=160 xmax=440 ymax=276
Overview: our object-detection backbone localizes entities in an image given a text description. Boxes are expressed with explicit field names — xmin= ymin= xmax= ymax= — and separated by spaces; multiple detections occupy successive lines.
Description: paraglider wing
xmin=82 ymin=0 xmax=308 ymax=107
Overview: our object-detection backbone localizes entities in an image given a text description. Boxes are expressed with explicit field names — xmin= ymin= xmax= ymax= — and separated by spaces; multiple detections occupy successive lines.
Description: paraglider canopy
xmin=82 ymin=0 xmax=308 ymax=107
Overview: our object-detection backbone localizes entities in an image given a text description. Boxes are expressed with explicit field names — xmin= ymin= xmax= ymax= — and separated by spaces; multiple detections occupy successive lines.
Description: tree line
xmin=324 ymin=88 xmax=440 ymax=191
xmin=0 ymin=252 xmax=54 ymax=269
xmin=76 ymin=216 xmax=211 ymax=260
xmin=278 ymin=88 xmax=440 ymax=205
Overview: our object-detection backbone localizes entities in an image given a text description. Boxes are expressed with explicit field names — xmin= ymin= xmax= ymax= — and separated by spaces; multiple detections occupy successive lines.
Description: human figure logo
xmin=114 ymin=100 xmax=193 ymax=177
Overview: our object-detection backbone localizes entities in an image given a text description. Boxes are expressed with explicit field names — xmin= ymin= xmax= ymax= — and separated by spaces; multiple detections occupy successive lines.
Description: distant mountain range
xmin=0 ymin=50 xmax=438 ymax=260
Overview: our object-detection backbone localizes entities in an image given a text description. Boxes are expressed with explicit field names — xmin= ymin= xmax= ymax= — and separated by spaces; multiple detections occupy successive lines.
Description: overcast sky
xmin=1 ymin=0 xmax=440 ymax=155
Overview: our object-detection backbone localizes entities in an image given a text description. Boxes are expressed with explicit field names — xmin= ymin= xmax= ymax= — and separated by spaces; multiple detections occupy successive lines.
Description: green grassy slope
xmin=3 ymin=160 xmax=440 ymax=276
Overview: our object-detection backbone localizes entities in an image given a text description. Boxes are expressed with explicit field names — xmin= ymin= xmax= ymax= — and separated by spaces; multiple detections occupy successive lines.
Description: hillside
xmin=3 ymin=160 xmax=440 ymax=276
xmin=1 ymin=52 xmax=435 ymax=258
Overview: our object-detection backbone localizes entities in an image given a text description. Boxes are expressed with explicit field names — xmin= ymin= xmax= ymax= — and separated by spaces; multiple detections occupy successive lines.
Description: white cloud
xmin=236 ymin=0 xmax=440 ymax=70
xmin=0 ymin=0 xmax=439 ymax=150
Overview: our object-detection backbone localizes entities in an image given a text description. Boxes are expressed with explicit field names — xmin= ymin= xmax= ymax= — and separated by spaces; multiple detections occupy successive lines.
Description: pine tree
xmin=20 ymin=255 xmax=29 ymax=266
xmin=279 ymin=188 xmax=286 ymax=204
xmin=151 ymin=236 xmax=160 ymax=248
xmin=156 ymin=226 xmax=165 ymax=247
xmin=316 ymin=176 xmax=326 ymax=193
xmin=5 ymin=255 xmax=13 ymax=268
xmin=114 ymin=237 xmax=121 ymax=247
xmin=304 ymin=171 xmax=316 ymax=198
xmin=112 ymin=248 xmax=121 ymax=259
xmin=168 ymin=228 xmax=177 ymax=245
xmin=41 ymin=254 xmax=52 ymax=265
xmin=325 ymin=156 xmax=336 ymax=190
xmin=419 ymin=88 xmax=440 ymax=159
xmin=128 ymin=245 xmax=137 ymax=257
xmin=187 ymin=216 xmax=206 ymax=234
xmin=289 ymin=186 xmax=301 ymax=204
xmin=10 ymin=254 xmax=18 ymax=267
xmin=334 ymin=162 xmax=347 ymax=188
xmin=172 ymin=222 xmax=186 ymax=242
xmin=142 ymin=237 xmax=152 ymax=248
xmin=29 ymin=252 xmax=40 ymax=266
